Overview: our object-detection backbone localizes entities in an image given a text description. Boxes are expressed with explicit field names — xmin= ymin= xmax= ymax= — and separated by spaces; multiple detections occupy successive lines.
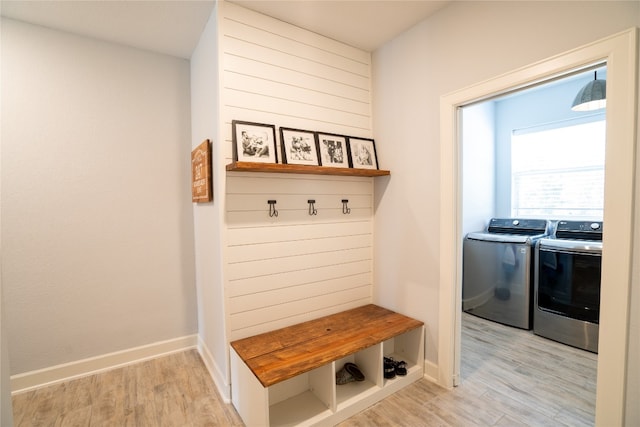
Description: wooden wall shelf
xmin=226 ymin=161 xmax=390 ymax=177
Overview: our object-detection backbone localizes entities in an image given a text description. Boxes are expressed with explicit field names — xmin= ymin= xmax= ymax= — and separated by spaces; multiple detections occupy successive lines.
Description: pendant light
xmin=571 ymin=71 xmax=606 ymax=111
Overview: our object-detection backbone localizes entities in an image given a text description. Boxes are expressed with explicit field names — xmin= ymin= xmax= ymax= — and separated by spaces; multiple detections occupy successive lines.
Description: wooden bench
xmin=230 ymin=304 xmax=425 ymax=426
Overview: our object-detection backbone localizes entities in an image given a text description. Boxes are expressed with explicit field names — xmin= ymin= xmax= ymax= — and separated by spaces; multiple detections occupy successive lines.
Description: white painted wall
xmin=190 ymin=4 xmax=230 ymax=399
xmin=0 ymin=16 xmax=14 ymax=423
xmin=628 ymin=217 xmax=640 ymax=426
xmin=2 ymin=18 xmax=197 ymax=376
xmin=220 ymin=3 xmax=375 ymax=341
xmin=371 ymin=0 xmax=639 ymax=407
xmin=1 ymin=288 xmax=12 ymax=426
xmin=461 ymin=102 xmax=495 ymax=236
xmin=1 ymin=242 xmax=13 ymax=426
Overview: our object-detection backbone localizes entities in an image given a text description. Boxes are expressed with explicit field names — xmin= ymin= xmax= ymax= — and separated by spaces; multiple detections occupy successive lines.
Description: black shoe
xmin=344 ymin=362 xmax=365 ymax=381
xmin=383 ymin=357 xmax=396 ymax=379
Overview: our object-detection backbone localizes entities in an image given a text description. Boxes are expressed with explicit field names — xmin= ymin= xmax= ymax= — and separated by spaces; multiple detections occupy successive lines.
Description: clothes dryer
xmin=534 ymin=220 xmax=602 ymax=353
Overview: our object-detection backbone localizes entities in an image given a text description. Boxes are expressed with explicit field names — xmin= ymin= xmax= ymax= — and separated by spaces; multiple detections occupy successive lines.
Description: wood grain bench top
xmin=230 ymin=304 xmax=424 ymax=387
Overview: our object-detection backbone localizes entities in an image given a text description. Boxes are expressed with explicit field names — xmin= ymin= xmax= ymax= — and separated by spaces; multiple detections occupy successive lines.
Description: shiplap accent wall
xmin=221 ymin=2 xmax=375 ymax=341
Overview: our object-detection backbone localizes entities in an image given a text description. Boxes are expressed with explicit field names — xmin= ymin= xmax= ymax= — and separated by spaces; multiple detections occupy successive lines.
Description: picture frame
xmin=316 ymin=132 xmax=350 ymax=168
xmin=191 ymin=139 xmax=213 ymax=203
xmin=280 ymin=127 xmax=320 ymax=166
xmin=232 ymin=120 xmax=278 ymax=163
xmin=347 ymin=137 xmax=379 ymax=170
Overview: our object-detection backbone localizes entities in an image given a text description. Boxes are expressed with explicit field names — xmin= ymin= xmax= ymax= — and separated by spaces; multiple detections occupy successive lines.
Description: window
xmin=511 ymin=119 xmax=605 ymax=220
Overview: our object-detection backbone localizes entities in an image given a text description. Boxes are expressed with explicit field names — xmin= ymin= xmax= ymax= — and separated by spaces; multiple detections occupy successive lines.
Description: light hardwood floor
xmin=339 ymin=313 xmax=597 ymax=427
xmin=12 ymin=350 xmax=244 ymax=427
xmin=12 ymin=313 xmax=596 ymax=426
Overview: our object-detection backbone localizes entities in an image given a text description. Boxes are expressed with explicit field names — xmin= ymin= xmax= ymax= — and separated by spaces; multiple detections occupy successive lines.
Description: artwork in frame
xmin=347 ymin=137 xmax=379 ymax=170
xmin=280 ymin=127 xmax=320 ymax=166
xmin=232 ymin=120 xmax=278 ymax=163
xmin=317 ymin=132 xmax=349 ymax=168
xmin=191 ymin=139 xmax=212 ymax=203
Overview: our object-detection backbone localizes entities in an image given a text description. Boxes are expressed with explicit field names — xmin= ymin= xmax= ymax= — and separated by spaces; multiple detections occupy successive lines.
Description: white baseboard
xmin=423 ymin=359 xmax=440 ymax=385
xmin=11 ymin=335 xmax=197 ymax=394
xmin=197 ymin=336 xmax=231 ymax=402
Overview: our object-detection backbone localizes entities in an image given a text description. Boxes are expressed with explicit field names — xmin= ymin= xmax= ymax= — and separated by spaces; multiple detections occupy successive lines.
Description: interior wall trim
xmin=423 ymin=359 xmax=439 ymax=385
xmin=10 ymin=335 xmax=198 ymax=394
xmin=197 ymin=336 xmax=231 ymax=403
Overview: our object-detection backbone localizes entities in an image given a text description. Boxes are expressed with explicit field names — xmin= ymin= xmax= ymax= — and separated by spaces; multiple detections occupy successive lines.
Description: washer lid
xmin=465 ymin=232 xmax=537 ymax=244
xmin=538 ymin=237 xmax=602 ymax=253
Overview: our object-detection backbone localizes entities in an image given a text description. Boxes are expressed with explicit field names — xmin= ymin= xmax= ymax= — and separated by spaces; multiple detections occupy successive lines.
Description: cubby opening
xmin=268 ymin=364 xmax=334 ymax=426
xmin=335 ymin=344 xmax=382 ymax=410
xmin=382 ymin=327 xmax=423 ymax=386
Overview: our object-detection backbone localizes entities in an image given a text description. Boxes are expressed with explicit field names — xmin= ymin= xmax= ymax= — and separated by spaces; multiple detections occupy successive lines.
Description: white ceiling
xmin=0 ymin=1 xmax=216 ymax=59
xmin=0 ymin=0 xmax=450 ymax=58
xmin=229 ymin=0 xmax=450 ymax=52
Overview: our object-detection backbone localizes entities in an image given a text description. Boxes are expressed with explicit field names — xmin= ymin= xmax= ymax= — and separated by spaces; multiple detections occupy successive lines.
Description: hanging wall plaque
xmin=191 ymin=139 xmax=212 ymax=203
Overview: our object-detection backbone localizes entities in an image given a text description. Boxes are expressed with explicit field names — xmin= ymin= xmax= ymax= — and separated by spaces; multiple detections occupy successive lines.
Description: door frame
xmin=438 ymin=28 xmax=637 ymax=425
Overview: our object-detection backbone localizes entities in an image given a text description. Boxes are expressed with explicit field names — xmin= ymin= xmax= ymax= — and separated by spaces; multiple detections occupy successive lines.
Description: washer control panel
xmin=487 ymin=218 xmax=549 ymax=236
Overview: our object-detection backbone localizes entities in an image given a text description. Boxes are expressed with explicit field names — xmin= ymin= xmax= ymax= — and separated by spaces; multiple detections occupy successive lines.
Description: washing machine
xmin=463 ymin=218 xmax=550 ymax=329
xmin=534 ymin=220 xmax=602 ymax=353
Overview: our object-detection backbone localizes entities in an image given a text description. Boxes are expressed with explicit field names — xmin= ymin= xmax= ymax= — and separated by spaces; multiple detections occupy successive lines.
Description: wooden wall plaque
xmin=191 ymin=139 xmax=212 ymax=203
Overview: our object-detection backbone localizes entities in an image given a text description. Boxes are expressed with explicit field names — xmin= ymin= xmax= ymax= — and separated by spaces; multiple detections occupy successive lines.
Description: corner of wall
xmin=197 ymin=336 xmax=231 ymax=402
xmin=423 ymin=359 xmax=440 ymax=386
xmin=190 ymin=0 xmax=230 ymax=399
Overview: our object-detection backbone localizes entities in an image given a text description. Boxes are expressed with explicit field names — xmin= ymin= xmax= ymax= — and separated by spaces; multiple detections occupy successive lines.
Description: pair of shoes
xmin=383 ymin=357 xmax=396 ymax=379
xmin=336 ymin=362 xmax=365 ymax=385
xmin=383 ymin=357 xmax=408 ymax=379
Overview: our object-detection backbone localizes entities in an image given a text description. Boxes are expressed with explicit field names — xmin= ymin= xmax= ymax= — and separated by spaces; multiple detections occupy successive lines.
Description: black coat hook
xmin=308 ymin=199 xmax=317 ymax=216
xmin=342 ymin=199 xmax=351 ymax=214
xmin=268 ymin=200 xmax=278 ymax=217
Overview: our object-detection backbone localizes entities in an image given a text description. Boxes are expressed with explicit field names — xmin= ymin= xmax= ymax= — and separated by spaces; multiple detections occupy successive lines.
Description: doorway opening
xmin=458 ymin=66 xmax=606 ymax=424
xmin=438 ymin=29 xmax=637 ymax=425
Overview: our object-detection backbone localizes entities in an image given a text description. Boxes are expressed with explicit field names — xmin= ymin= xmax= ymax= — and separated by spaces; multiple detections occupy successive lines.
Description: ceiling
xmin=0 ymin=0 xmax=451 ymax=58
xmin=0 ymin=1 xmax=216 ymax=59
xmin=229 ymin=0 xmax=450 ymax=52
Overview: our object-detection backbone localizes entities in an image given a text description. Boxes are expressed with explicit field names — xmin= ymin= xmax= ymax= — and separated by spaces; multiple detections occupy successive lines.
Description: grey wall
xmin=371 ymin=0 xmax=639 ymax=422
xmin=2 ymin=18 xmax=197 ymax=375
xmin=1 ymin=267 xmax=13 ymax=426
xmin=461 ymin=102 xmax=495 ymax=236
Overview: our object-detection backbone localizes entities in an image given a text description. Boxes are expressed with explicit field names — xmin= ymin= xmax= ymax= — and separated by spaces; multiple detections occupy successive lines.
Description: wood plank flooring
xmin=12 ymin=313 xmax=596 ymax=426
xmin=338 ymin=313 xmax=597 ymax=427
xmin=11 ymin=350 xmax=244 ymax=427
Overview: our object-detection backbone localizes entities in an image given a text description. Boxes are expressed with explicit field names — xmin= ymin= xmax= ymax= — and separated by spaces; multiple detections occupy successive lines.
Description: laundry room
xmin=462 ymin=65 xmax=607 ymax=236
xmin=459 ymin=65 xmax=607 ymax=417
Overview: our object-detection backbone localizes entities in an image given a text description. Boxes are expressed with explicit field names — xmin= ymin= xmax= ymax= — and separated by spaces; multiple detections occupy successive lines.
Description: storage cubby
xmin=335 ymin=344 xmax=382 ymax=410
xmin=230 ymin=304 xmax=424 ymax=426
xmin=269 ymin=364 xmax=334 ymax=427
xmin=382 ymin=327 xmax=424 ymax=386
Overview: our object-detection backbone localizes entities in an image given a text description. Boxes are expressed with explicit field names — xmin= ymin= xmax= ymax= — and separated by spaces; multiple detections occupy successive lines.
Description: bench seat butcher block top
xmin=230 ymin=304 xmax=424 ymax=388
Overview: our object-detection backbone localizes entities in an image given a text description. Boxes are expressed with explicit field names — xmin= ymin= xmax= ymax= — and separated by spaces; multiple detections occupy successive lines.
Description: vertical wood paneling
xmin=221 ymin=2 xmax=374 ymax=340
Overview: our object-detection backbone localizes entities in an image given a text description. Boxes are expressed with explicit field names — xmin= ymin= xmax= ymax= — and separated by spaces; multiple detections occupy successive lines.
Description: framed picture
xmin=317 ymin=132 xmax=349 ymax=168
xmin=347 ymin=137 xmax=378 ymax=169
xmin=280 ymin=127 xmax=319 ymax=166
xmin=191 ymin=139 xmax=212 ymax=203
xmin=232 ymin=120 xmax=278 ymax=163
